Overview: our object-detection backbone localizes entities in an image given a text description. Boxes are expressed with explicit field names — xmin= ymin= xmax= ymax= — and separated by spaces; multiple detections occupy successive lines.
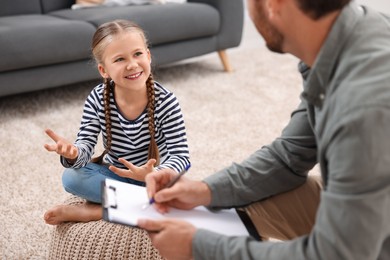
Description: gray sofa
xmin=0 ymin=0 xmax=244 ymax=97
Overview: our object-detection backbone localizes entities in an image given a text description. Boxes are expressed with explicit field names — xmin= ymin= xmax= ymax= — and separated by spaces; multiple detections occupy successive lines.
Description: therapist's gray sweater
xmin=194 ymin=2 xmax=390 ymax=259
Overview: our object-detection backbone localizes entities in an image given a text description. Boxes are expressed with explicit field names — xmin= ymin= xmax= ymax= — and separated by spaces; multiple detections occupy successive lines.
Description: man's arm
xmin=194 ymin=106 xmax=390 ymax=259
xmin=204 ymin=101 xmax=318 ymax=208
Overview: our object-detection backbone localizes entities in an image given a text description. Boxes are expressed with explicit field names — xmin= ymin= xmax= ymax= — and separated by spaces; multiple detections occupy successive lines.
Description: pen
xmin=142 ymin=164 xmax=191 ymax=209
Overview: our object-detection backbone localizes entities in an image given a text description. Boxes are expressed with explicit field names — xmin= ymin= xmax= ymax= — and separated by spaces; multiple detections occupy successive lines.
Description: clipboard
xmin=101 ymin=178 xmax=260 ymax=239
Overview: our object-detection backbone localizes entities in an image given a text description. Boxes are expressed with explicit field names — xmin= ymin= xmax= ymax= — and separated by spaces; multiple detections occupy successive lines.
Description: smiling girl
xmin=43 ymin=20 xmax=190 ymax=224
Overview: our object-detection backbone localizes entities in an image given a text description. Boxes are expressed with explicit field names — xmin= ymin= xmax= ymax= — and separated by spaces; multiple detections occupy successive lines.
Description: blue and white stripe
xmin=62 ymin=81 xmax=190 ymax=173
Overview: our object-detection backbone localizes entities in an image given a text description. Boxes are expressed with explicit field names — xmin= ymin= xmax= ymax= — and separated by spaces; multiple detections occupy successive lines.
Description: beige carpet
xmin=0 ymin=17 xmax=310 ymax=258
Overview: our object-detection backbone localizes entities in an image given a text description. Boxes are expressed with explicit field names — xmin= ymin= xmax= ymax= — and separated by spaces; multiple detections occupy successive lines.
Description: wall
xmin=357 ymin=0 xmax=390 ymax=14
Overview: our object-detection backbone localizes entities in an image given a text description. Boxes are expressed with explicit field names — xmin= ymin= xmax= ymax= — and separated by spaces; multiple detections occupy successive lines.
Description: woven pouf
xmin=48 ymin=195 xmax=164 ymax=260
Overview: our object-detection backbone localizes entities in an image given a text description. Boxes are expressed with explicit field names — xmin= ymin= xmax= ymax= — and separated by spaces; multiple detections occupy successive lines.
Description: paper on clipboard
xmin=102 ymin=178 xmax=251 ymax=237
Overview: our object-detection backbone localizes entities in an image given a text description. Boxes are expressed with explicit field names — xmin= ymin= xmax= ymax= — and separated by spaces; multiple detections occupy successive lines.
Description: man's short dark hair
xmin=295 ymin=0 xmax=352 ymax=19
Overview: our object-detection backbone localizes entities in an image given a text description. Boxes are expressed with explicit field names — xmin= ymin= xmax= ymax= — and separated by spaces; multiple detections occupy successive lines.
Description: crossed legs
xmin=44 ymin=163 xmax=144 ymax=225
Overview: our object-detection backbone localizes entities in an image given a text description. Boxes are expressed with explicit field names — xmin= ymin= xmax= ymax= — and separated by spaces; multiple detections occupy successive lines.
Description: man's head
xmin=247 ymin=0 xmax=352 ymax=54
xmin=294 ymin=0 xmax=352 ymax=20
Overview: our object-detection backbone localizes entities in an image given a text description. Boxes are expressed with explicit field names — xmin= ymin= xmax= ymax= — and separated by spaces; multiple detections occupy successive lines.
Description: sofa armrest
xmin=189 ymin=0 xmax=244 ymax=50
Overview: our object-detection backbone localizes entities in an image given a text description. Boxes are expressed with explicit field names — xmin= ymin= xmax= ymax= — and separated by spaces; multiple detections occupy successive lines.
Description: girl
xmin=43 ymin=20 xmax=190 ymax=225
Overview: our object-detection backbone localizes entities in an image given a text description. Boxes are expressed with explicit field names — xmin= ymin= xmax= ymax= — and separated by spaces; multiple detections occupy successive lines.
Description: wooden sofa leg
xmin=218 ymin=50 xmax=233 ymax=72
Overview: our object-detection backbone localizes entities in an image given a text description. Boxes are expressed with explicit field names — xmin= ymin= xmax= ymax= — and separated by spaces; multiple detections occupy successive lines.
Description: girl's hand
xmin=109 ymin=158 xmax=156 ymax=182
xmin=44 ymin=128 xmax=78 ymax=161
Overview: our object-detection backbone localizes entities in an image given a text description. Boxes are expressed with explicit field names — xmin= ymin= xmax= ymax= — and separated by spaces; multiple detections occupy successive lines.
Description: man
xmin=138 ymin=0 xmax=390 ymax=259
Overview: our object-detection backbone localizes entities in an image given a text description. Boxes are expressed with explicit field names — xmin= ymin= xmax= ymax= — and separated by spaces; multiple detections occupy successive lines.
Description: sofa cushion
xmin=0 ymin=15 xmax=96 ymax=72
xmin=41 ymin=0 xmax=75 ymax=14
xmin=49 ymin=3 xmax=219 ymax=46
xmin=0 ymin=0 xmax=42 ymax=17
xmin=73 ymin=0 xmax=164 ymax=9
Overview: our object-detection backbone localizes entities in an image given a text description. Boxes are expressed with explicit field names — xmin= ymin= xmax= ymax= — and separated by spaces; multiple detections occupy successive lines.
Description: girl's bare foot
xmin=43 ymin=202 xmax=102 ymax=225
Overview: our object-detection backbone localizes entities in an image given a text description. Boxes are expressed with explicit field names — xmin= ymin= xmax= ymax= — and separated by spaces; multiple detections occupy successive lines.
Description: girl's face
xmin=98 ymin=30 xmax=151 ymax=92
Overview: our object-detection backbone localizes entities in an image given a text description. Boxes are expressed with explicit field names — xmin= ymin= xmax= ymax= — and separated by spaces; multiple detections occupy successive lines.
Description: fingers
xmin=138 ymin=219 xmax=196 ymax=259
xmin=44 ymin=128 xmax=60 ymax=142
xmin=145 ymin=169 xmax=174 ymax=200
xmin=63 ymin=143 xmax=77 ymax=159
xmin=118 ymin=158 xmax=136 ymax=170
xmin=44 ymin=129 xmax=60 ymax=152
xmin=145 ymin=158 xmax=157 ymax=168
xmin=68 ymin=145 xmax=78 ymax=159
xmin=138 ymin=219 xmax=164 ymax=242
xmin=137 ymin=219 xmax=163 ymax=233
xmin=44 ymin=129 xmax=78 ymax=159
xmin=54 ymin=143 xmax=76 ymax=159
xmin=154 ymin=178 xmax=186 ymax=203
xmin=109 ymin=165 xmax=131 ymax=178
xmin=44 ymin=143 xmax=57 ymax=152
xmin=152 ymin=202 xmax=171 ymax=214
xmin=118 ymin=158 xmax=156 ymax=172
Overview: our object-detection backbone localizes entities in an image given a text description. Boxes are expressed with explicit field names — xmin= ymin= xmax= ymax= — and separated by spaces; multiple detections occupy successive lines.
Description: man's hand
xmin=44 ymin=128 xmax=78 ymax=161
xmin=109 ymin=158 xmax=156 ymax=182
xmin=138 ymin=218 xmax=196 ymax=260
xmin=145 ymin=168 xmax=212 ymax=214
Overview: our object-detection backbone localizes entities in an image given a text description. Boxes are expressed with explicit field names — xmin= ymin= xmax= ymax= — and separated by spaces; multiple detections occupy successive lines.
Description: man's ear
xmin=98 ymin=64 xmax=108 ymax=78
xmin=266 ymin=0 xmax=284 ymax=20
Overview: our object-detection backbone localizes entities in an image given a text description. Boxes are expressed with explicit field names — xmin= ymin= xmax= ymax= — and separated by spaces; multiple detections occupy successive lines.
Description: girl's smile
xmin=126 ymin=71 xmax=143 ymax=80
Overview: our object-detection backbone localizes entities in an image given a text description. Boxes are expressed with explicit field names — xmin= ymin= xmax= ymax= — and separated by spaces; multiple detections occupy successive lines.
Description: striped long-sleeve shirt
xmin=61 ymin=82 xmax=190 ymax=173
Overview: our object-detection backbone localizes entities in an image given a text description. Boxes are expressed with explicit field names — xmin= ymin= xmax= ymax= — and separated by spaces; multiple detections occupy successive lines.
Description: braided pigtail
xmin=146 ymin=74 xmax=160 ymax=166
xmin=91 ymin=78 xmax=113 ymax=164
